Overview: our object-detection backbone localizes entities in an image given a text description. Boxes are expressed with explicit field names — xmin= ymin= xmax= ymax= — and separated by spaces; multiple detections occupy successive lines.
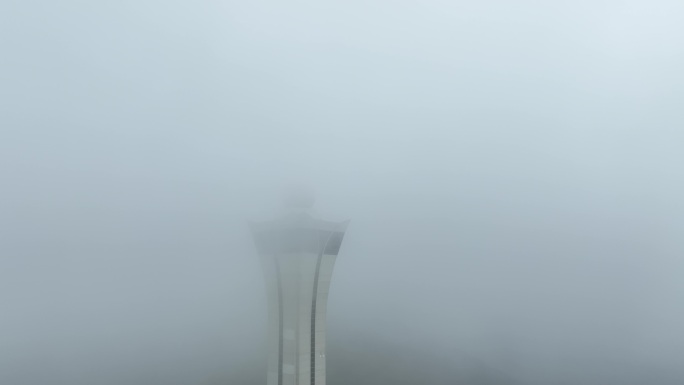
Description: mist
xmin=2 ymin=0 xmax=684 ymax=384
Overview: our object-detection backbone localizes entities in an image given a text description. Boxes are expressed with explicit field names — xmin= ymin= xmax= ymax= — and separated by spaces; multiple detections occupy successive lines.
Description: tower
xmin=250 ymin=193 xmax=348 ymax=385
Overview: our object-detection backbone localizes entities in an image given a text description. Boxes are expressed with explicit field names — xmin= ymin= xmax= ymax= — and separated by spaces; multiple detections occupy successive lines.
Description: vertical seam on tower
xmin=311 ymin=232 xmax=333 ymax=385
xmin=295 ymin=257 xmax=301 ymax=385
xmin=275 ymin=257 xmax=284 ymax=385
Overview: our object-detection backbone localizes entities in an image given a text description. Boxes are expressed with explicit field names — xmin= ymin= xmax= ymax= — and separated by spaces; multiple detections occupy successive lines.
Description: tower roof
xmin=249 ymin=210 xmax=349 ymax=233
xmin=282 ymin=184 xmax=316 ymax=209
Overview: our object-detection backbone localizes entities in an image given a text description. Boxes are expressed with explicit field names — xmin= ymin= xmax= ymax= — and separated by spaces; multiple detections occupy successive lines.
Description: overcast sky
xmin=2 ymin=1 xmax=684 ymax=384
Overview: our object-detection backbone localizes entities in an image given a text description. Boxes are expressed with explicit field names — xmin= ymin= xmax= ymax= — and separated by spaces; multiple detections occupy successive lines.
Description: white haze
xmin=1 ymin=1 xmax=683 ymax=384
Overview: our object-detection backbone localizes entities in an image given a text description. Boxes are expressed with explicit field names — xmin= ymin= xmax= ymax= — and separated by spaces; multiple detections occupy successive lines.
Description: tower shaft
xmin=252 ymin=217 xmax=347 ymax=385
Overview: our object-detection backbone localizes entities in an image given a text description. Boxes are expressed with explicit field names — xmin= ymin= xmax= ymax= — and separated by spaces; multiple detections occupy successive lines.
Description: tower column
xmin=251 ymin=205 xmax=348 ymax=385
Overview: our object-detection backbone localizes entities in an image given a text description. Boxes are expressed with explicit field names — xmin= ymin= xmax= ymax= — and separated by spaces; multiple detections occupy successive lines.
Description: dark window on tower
xmin=324 ymin=232 xmax=345 ymax=255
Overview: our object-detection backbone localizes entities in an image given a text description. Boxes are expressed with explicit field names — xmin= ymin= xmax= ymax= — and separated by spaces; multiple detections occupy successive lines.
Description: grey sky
xmin=2 ymin=1 xmax=684 ymax=384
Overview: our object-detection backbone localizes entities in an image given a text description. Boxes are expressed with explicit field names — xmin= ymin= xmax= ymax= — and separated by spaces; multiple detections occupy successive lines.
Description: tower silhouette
xmin=250 ymin=197 xmax=348 ymax=385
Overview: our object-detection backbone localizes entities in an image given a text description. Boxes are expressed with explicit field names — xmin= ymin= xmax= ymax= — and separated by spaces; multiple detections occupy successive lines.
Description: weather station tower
xmin=249 ymin=189 xmax=349 ymax=385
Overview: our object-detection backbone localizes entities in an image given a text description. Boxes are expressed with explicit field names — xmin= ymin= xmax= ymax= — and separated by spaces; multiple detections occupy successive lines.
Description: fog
xmin=2 ymin=0 xmax=684 ymax=384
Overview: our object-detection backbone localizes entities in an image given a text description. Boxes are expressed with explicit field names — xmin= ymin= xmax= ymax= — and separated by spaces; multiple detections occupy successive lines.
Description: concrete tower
xmin=250 ymin=191 xmax=348 ymax=385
